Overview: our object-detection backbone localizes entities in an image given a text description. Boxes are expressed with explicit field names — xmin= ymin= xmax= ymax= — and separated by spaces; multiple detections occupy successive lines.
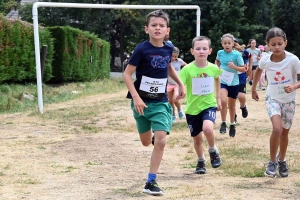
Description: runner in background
xmin=215 ymin=33 xmax=245 ymax=137
xmin=167 ymin=47 xmax=187 ymax=122
xmin=233 ymin=38 xmax=252 ymax=122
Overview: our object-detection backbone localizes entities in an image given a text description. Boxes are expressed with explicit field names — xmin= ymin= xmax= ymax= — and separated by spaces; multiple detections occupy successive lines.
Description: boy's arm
xmin=168 ymin=64 xmax=186 ymax=99
xmin=215 ymin=76 xmax=221 ymax=111
xmin=123 ymin=64 xmax=147 ymax=115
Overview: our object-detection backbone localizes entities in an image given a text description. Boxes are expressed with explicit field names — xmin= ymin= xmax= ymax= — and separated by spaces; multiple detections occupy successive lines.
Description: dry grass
xmin=0 ymin=82 xmax=300 ymax=200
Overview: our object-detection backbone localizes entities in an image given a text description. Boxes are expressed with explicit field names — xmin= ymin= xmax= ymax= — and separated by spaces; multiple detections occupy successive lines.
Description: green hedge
xmin=0 ymin=14 xmax=54 ymax=83
xmin=48 ymin=26 xmax=110 ymax=82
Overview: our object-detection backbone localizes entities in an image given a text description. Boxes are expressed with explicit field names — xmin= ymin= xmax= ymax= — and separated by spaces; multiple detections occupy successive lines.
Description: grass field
xmin=0 ymin=78 xmax=300 ymax=200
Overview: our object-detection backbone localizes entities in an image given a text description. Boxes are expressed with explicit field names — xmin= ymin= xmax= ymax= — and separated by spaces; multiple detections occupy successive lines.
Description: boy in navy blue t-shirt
xmin=123 ymin=10 xmax=185 ymax=196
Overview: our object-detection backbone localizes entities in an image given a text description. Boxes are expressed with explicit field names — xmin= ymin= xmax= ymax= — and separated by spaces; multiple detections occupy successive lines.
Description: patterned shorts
xmin=265 ymin=96 xmax=295 ymax=129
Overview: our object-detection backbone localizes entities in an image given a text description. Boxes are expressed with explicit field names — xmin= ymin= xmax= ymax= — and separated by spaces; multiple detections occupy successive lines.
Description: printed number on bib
xmin=139 ymin=76 xmax=167 ymax=99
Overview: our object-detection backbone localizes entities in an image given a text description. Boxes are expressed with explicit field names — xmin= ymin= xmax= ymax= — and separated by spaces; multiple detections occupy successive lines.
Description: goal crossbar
xmin=32 ymin=3 xmax=201 ymax=113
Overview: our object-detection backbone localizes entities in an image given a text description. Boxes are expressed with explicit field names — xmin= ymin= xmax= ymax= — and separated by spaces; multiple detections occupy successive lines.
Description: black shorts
xmin=186 ymin=107 xmax=217 ymax=137
xmin=252 ymin=65 xmax=258 ymax=70
xmin=239 ymin=84 xmax=246 ymax=93
xmin=221 ymin=83 xmax=239 ymax=99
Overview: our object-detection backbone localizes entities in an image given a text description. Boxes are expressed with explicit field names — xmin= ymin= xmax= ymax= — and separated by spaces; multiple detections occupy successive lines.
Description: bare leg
xmin=193 ymin=133 xmax=204 ymax=158
xmin=167 ymin=90 xmax=175 ymax=116
xmin=202 ymin=120 xmax=215 ymax=147
xmin=279 ymin=128 xmax=290 ymax=160
xmin=228 ymin=97 xmax=236 ymax=123
xmin=220 ymin=88 xmax=228 ymax=122
xmin=149 ymin=131 xmax=167 ymax=174
xmin=269 ymin=115 xmax=282 ymax=162
xmin=238 ymin=92 xmax=246 ymax=108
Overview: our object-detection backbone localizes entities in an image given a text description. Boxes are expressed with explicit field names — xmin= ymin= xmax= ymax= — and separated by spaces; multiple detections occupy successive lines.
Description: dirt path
xmin=0 ymin=89 xmax=299 ymax=200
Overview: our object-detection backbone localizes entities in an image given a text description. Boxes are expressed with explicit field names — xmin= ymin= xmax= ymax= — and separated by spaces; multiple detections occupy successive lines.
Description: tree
xmin=207 ymin=0 xmax=246 ymax=62
xmin=271 ymin=0 xmax=300 ymax=56
xmin=0 ymin=0 xmax=18 ymax=15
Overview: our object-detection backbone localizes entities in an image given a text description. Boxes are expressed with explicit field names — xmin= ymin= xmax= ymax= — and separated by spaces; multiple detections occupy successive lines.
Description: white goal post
xmin=32 ymin=3 xmax=201 ymax=113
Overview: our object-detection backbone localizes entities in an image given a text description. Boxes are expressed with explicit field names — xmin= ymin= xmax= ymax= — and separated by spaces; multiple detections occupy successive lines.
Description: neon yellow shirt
xmin=180 ymin=62 xmax=223 ymax=115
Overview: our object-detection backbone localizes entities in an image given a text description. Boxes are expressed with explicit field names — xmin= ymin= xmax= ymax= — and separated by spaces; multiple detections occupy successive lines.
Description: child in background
xmin=233 ymin=39 xmax=252 ymax=121
xmin=180 ymin=36 xmax=222 ymax=174
xmin=264 ymin=45 xmax=272 ymax=55
xmin=215 ymin=33 xmax=245 ymax=137
xmin=123 ymin=10 xmax=186 ymax=195
xmin=252 ymin=27 xmax=300 ymax=178
xmin=167 ymin=47 xmax=187 ymax=122
xmin=258 ymin=45 xmax=266 ymax=90
xmin=247 ymin=39 xmax=261 ymax=86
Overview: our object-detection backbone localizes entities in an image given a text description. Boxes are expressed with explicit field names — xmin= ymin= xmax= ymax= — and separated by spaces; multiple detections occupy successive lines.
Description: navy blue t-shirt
xmin=241 ymin=50 xmax=251 ymax=64
xmin=126 ymin=40 xmax=174 ymax=103
xmin=238 ymin=50 xmax=252 ymax=84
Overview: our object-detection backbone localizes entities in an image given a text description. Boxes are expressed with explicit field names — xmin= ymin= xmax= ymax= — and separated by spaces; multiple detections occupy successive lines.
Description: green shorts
xmin=131 ymin=101 xmax=172 ymax=134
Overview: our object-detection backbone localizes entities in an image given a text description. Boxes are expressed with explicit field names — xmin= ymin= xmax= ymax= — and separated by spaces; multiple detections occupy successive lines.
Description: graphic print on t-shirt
xmin=268 ymin=69 xmax=292 ymax=99
xmin=151 ymin=55 xmax=170 ymax=68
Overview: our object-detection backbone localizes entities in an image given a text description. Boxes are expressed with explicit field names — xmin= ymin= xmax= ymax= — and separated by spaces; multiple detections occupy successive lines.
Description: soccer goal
xmin=32 ymin=3 xmax=201 ymax=113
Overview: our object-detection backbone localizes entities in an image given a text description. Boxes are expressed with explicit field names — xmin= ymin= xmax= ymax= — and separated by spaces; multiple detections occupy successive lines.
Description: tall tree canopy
xmin=18 ymin=0 xmax=300 ymax=70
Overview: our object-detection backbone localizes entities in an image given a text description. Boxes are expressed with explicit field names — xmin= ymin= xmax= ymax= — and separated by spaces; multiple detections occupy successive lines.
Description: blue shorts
xmin=238 ymin=73 xmax=247 ymax=84
xmin=131 ymin=101 xmax=172 ymax=134
xmin=239 ymin=84 xmax=246 ymax=93
xmin=185 ymin=107 xmax=217 ymax=137
xmin=221 ymin=83 xmax=239 ymax=99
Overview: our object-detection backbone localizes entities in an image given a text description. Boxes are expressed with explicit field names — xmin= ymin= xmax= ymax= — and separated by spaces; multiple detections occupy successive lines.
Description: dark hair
xmin=192 ymin=36 xmax=211 ymax=48
xmin=266 ymin=27 xmax=287 ymax=43
xmin=248 ymin=39 xmax=256 ymax=45
xmin=145 ymin=10 xmax=170 ymax=27
xmin=221 ymin=33 xmax=234 ymax=42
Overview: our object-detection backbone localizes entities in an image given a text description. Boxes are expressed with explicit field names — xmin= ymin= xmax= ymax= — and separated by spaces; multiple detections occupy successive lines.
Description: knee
xmin=272 ymin=126 xmax=283 ymax=136
xmin=202 ymin=127 xmax=213 ymax=136
xmin=221 ymin=99 xmax=227 ymax=105
xmin=194 ymin=136 xmax=203 ymax=146
xmin=169 ymin=99 xmax=175 ymax=105
xmin=141 ymin=140 xmax=152 ymax=147
xmin=155 ymin=137 xmax=166 ymax=148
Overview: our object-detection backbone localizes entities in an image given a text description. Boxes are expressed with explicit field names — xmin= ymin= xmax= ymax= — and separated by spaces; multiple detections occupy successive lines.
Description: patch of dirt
xmin=0 ymin=88 xmax=300 ymax=200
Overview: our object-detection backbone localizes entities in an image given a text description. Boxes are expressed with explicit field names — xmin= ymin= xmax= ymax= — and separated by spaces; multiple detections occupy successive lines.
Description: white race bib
xmin=267 ymin=69 xmax=293 ymax=99
xmin=192 ymin=77 xmax=214 ymax=96
xmin=139 ymin=76 xmax=167 ymax=99
xmin=220 ymin=70 xmax=234 ymax=85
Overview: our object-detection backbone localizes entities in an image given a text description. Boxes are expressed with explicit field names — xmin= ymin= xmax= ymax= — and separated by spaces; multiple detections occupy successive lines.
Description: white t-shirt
xmin=247 ymin=48 xmax=260 ymax=66
xmin=259 ymin=51 xmax=300 ymax=103
xmin=168 ymin=58 xmax=185 ymax=85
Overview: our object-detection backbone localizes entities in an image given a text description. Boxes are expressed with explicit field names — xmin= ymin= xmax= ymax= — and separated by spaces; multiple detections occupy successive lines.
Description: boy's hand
xmin=176 ymin=85 xmax=186 ymax=100
xmin=133 ymin=96 xmax=148 ymax=115
xmin=217 ymin=98 xmax=222 ymax=111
